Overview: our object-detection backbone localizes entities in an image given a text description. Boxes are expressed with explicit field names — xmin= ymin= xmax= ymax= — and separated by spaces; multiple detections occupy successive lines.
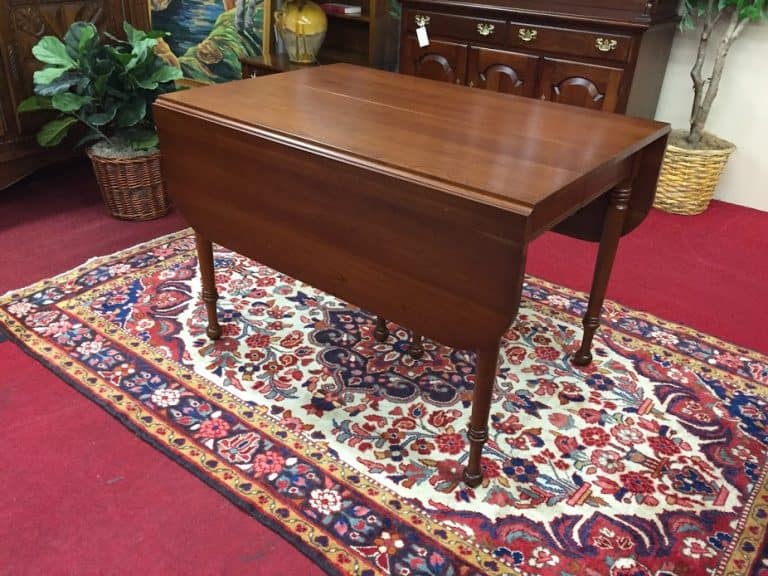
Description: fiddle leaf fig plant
xmin=681 ymin=0 xmax=767 ymax=147
xmin=18 ymin=21 xmax=182 ymax=151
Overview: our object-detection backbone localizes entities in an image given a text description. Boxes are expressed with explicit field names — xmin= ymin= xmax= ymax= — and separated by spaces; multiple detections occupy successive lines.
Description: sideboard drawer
xmin=405 ymin=9 xmax=508 ymax=47
xmin=507 ymin=23 xmax=631 ymax=63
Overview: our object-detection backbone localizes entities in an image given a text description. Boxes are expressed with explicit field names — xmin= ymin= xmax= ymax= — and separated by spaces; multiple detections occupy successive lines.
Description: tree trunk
xmin=687 ymin=8 xmax=748 ymax=146
xmin=689 ymin=0 xmax=718 ymax=127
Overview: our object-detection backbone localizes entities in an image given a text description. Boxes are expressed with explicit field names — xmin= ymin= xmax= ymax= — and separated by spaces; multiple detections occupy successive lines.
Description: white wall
xmin=655 ymin=20 xmax=768 ymax=212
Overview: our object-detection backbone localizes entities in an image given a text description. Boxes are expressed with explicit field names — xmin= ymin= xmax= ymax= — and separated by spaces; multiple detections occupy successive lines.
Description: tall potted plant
xmin=654 ymin=0 xmax=766 ymax=215
xmin=18 ymin=21 xmax=183 ymax=220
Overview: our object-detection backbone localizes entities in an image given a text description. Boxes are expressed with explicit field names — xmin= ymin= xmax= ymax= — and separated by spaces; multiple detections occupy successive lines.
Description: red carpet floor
xmin=1 ymin=159 xmax=766 ymax=575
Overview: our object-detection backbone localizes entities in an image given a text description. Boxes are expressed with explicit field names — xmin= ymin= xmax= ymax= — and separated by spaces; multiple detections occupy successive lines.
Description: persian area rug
xmin=2 ymin=230 xmax=767 ymax=576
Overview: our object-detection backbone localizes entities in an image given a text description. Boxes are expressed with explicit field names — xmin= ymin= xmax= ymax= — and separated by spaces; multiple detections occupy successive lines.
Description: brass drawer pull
xmin=476 ymin=22 xmax=495 ymax=36
xmin=595 ymin=37 xmax=618 ymax=52
xmin=414 ymin=14 xmax=430 ymax=27
xmin=518 ymin=28 xmax=538 ymax=42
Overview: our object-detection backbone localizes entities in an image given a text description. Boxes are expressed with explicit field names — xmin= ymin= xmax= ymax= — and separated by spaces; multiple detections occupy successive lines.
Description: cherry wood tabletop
xmin=154 ymin=64 xmax=669 ymax=486
xmin=157 ymin=64 xmax=668 ymax=232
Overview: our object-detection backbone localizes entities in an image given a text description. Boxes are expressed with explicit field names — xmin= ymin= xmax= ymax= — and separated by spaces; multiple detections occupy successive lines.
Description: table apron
xmin=157 ymin=111 xmax=529 ymax=349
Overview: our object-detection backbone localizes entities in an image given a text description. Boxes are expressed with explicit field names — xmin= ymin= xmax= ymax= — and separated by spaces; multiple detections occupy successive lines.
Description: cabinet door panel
xmin=3 ymin=0 xmax=126 ymax=134
xmin=538 ymin=58 xmax=623 ymax=112
xmin=399 ymin=36 xmax=467 ymax=85
xmin=467 ymin=47 xmax=537 ymax=96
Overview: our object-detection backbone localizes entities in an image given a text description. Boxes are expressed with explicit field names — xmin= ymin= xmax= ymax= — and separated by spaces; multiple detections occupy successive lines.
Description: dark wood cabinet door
xmin=399 ymin=36 xmax=468 ymax=85
xmin=466 ymin=47 xmax=538 ymax=96
xmin=537 ymin=57 xmax=623 ymax=112
xmin=1 ymin=0 xmax=126 ymax=135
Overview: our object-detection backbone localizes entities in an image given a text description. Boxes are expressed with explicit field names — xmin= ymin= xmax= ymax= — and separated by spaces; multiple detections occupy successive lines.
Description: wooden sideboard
xmin=0 ymin=0 xmax=150 ymax=189
xmin=398 ymin=0 xmax=679 ymax=118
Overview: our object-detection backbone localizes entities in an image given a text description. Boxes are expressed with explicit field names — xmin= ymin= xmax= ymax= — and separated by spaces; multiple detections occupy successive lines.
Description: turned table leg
xmin=572 ymin=181 xmax=633 ymax=366
xmin=195 ymin=232 xmax=222 ymax=340
xmin=463 ymin=343 xmax=500 ymax=487
xmin=409 ymin=333 xmax=424 ymax=359
xmin=374 ymin=316 xmax=389 ymax=342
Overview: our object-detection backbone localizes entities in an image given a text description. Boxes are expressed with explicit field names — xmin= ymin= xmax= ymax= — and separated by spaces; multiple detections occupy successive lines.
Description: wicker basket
xmin=87 ymin=147 xmax=170 ymax=221
xmin=654 ymin=133 xmax=735 ymax=216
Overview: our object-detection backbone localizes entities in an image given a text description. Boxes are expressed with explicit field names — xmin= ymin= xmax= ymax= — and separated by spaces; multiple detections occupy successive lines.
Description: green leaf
xmin=34 ymin=70 xmax=88 ymax=96
xmin=126 ymin=38 xmax=158 ymax=71
xmin=33 ymin=66 xmax=69 ymax=85
xmin=135 ymin=77 xmax=159 ymax=90
xmin=51 ymin=92 xmax=92 ymax=113
xmin=122 ymin=126 xmax=159 ymax=151
xmin=63 ymin=22 xmax=98 ymax=59
xmin=77 ymin=22 xmax=99 ymax=55
xmin=106 ymin=46 xmax=133 ymax=67
xmin=134 ymin=132 xmax=159 ymax=150
xmin=92 ymin=73 xmax=110 ymax=98
xmin=86 ymin=105 xmax=118 ymax=127
xmin=123 ymin=22 xmax=167 ymax=43
xmin=116 ymin=97 xmax=146 ymax=127
xmin=17 ymin=95 xmax=53 ymax=112
xmin=124 ymin=21 xmax=146 ymax=45
xmin=680 ymin=0 xmax=767 ymax=29
xmin=93 ymin=57 xmax=115 ymax=76
xmin=36 ymin=116 xmax=78 ymax=147
xmin=85 ymin=110 xmax=115 ymax=126
xmin=75 ymin=130 xmax=103 ymax=149
xmin=32 ymin=36 xmax=76 ymax=68
xmin=150 ymin=64 xmax=183 ymax=84
xmin=132 ymin=59 xmax=181 ymax=90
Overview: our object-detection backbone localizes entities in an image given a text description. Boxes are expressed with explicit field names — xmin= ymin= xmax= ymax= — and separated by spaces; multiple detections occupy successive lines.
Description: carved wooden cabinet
xmin=0 ymin=0 xmax=150 ymax=189
xmin=399 ymin=0 xmax=679 ymax=117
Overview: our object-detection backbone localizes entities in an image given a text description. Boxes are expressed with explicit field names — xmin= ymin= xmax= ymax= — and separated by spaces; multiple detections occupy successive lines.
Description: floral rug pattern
xmin=2 ymin=230 xmax=767 ymax=576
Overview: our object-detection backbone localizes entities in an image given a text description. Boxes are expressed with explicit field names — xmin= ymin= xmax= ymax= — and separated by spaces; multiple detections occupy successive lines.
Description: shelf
xmin=324 ymin=12 xmax=371 ymax=22
xmin=315 ymin=0 xmax=396 ymax=71
xmin=317 ymin=47 xmax=369 ymax=66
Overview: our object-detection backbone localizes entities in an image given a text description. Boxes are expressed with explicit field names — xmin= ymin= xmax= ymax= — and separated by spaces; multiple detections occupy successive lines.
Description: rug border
xmin=0 ymin=229 xmax=193 ymax=303
xmin=0 ymin=320 xmax=348 ymax=576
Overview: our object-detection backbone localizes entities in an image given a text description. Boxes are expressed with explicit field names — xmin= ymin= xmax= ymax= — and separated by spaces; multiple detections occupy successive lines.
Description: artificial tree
xmin=18 ymin=21 xmax=182 ymax=152
xmin=681 ymin=0 xmax=767 ymax=147
xmin=653 ymin=0 xmax=766 ymax=214
xmin=18 ymin=21 xmax=183 ymax=220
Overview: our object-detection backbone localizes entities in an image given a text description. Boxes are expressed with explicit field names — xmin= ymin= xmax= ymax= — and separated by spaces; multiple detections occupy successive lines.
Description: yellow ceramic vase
xmin=274 ymin=0 xmax=328 ymax=63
